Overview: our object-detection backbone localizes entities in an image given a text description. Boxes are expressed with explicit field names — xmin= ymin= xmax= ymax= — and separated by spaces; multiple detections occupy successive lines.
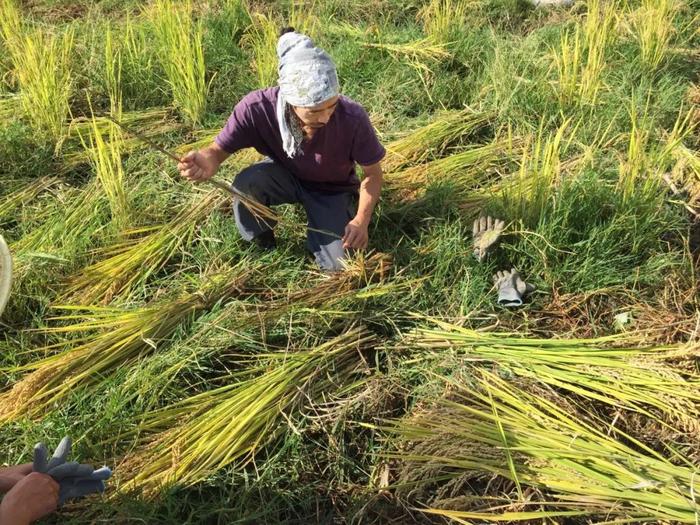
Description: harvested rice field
xmin=1 ymin=0 xmax=699 ymax=523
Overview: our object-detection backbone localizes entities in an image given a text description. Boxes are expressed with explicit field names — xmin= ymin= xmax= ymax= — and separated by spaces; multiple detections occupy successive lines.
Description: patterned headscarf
xmin=275 ymin=31 xmax=339 ymax=158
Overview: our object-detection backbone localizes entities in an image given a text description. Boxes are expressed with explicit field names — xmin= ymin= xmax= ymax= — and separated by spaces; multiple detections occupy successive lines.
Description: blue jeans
xmin=232 ymin=159 xmax=356 ymax=271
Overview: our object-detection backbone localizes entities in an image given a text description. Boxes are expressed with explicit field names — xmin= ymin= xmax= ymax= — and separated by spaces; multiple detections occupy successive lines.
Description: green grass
xmin=0 ymin=0 xmax=698 ymax=523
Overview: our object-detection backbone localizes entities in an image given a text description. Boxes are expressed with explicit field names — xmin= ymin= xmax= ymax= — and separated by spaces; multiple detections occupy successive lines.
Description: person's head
xmin=276 ymin=28 xmax=339 ymax=131
xmin=291 ymin=95 xmax=339 ymax=129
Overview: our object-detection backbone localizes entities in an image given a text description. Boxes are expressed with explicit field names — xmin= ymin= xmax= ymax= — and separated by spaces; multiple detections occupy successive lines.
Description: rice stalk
xmin=241 ymin=4 xmax=317 ymax=89
xmin=61 ymin=191 xmax=225 ymax=304
xmin=364 ymin=38 xmax=450 ymax=99
xmin=631 ymin=0 xmax=678 ymax=72
xmin=363 ymin=39 xmax=451 ymax=63
xmin=104 ymin=26 xmax=122 ymax=119
xmin=0 ymin=0 xmax=22 ymax=89
xmin=552 ymin=0 xmax=615 ymax=107
xmin=0 ymin=93 xmax=21 ymax=122
xmin=387 ymin=371 xmax=700 ymax=523
xmin=10 ymin=181 xmax=106 ymax=266
xmin=500 ymin=120 xmax=571 ymax=225
xmin=0 ymin=267 xmax=252 ymax=422
xmin=11 ymin=26 xmax=74 ymax=142
xmin=78 ymin=108 xmax=130 ymax=233
xmin=117 ymin=327 xmax=374 ymax=495
xmin=63 ymin=108 xmax=182 ymax=170
xmin=384 ymin=109 xmax=495 ymax=172
xmin=386 ymin=137 xmax=519 ymax=201
xmin=150 ymin=252 xmax=396 ymax=386
xmin=241 ymin=11 xmax=279 ymax=89
xmin=417 ymin=0 xmax=469 ymax=44
xmin=403 ymin=319 xmax=700 ymax=433
xmin=0 ymin=177 xmax=58 ymax=226
xmin=149 ymin=0 xmax=207 ymax=126
xmin=174 ymin=128 xmax=219 ymax=156
xmin=78 ymin=27 xmax=130 ymax=232
xmin=617 ymin=101 xmax=659 ymax=203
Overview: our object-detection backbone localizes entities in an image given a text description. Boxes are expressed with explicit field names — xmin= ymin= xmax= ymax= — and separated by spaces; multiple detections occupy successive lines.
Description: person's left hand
xmin=0 ymin=464 xmax=32 ymax=493
xmin=342 ymin=218 xmax=369 ymax=250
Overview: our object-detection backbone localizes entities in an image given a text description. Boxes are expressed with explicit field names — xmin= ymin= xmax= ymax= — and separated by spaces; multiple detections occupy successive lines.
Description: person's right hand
xmin=178 ymin=150 xmax=219 ymax=183
xmin=0 ymin=472 xmax=58 ymax=525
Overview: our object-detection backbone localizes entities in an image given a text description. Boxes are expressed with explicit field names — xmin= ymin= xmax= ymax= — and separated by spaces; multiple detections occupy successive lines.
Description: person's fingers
xmin=183 ymin=166 xmax=205 ymax=181
xmin=342 ymin=224 xmax=352 ymax=242
xmin=496 ymin=219 xmax=504 ymax=231
xmin=479 ymin=215 xmax=486 ymax=233
xmin=487 ymin=215 xmax=493 ymax=230
xmin=359 ymin=234 xmax=368 ymax=250
xmin=183 ymin=150 xmax=197 ymax=162
xmin=472 ymin=218 xmax=479 ymax=237
xmin=343 ymin=229 xmax=358 ymax=249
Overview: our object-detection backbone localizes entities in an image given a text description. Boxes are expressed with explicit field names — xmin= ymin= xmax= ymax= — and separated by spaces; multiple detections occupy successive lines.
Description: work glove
xmin=32 ymin=437 xmax=112 ymax=505
xmin=493 ymin=268 xmax=536 ymax=307
xmin=472 ymin=216 xmax=505 ymax=262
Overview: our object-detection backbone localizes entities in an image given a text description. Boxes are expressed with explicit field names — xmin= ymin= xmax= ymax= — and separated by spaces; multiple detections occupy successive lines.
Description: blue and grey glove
xmin=32 ymin=436 xmax=112 ymax=505
xmin=493 ymin=268 xmax=536 ymax=307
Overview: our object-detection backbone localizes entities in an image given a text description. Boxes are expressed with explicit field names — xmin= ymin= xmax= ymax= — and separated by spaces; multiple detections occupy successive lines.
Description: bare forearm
xmin=202 ymin=142 xmax=231 ymax=169
xmin=354 ymin=170 xmax=383 ymax=226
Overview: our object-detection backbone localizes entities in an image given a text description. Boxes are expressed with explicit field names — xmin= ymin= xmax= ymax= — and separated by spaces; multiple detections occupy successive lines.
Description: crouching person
xmin=178 ymin=28 xmax=385 ymax=271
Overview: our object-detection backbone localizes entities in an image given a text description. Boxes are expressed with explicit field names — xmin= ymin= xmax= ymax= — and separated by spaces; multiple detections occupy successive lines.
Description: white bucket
xmin=0 ymin=234 xmax=12 ymax=318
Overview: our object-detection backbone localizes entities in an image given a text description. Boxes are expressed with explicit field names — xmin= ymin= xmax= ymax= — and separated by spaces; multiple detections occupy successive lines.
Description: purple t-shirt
xmin=215 ymin=87 xmax=385 ymax=192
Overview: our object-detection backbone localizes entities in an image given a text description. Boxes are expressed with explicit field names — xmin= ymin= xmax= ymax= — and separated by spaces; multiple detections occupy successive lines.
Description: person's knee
xmin=232 ymin=164 xmax=266 ymax=195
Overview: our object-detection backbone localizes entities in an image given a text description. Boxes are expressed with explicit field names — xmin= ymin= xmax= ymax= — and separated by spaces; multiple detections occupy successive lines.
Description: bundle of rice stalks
xmin=149 ymin=0 xmax=207 ymax=126
xmin=6 ymin=24 xmax=74 ymax=142
xmin=117 ymin=327 xmax=375 ymax=495
xmin=0 ymin=266 xmax=252 ymax=422
xmin=10 ymin=181 xmax=106 ymax=270
xmin=150 ymin=252 xmax=397 ymax=386
xmin=62 ymin=108 xmax=182 ymax=170
xmin=669 ymin=143 xmax=700 ymax=215
xmin=552 ymin=0 xmax=615 ymax=107
xmin=387 ymin=371 xmax=700 ymax=523
xmin=241 ymin=5 xmax=317 ymax=89
xmin=364 ymin=38 xmax=451 ymax=99
xmin=417 ymin=0 xmax=469 ymax=44
xmin=500 ymin=120 xmax=571 ymax=225
xmin=363 ymin=39 xmax=451 ymax=64
xmin=384 ymin=109 xmax=495 ymax=172
xmin=630 ymin=0 xmax=678 ymax=72
xmin=0 ymin=177 xmax=58 ymax=226
xmin=241 ymin=11 xmax=277 ymax=89
xmin=386 ymin=138 xmax=518 ymax=201
xmin=62 ymin=191 xmax=225 ymax=304
xmin=0 ymin=0 xmax=22 ymax=82
xmin=615 ymin=100 xmax=691 ymax=205
xmin=403 ymin=319 xmax=700 ymax=433
xmin=0 ymin=93 xmax=20 ymax=122
xmin=174 ymin=128 xmax=219 ymax=156
xmin=79 ymin=115 xmax=129 ymax=232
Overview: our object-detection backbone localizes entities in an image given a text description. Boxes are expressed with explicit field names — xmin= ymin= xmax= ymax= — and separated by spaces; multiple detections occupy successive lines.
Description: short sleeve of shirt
xmin=350 ymin=108 xmax=386 ymax=166
xmin=214 ymin=98 xmax=256 ymax=154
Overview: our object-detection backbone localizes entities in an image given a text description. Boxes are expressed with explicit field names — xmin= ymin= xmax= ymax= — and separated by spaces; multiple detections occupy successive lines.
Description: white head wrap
xmin=275 ymin=31 xmax=340 ymax=158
